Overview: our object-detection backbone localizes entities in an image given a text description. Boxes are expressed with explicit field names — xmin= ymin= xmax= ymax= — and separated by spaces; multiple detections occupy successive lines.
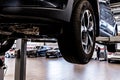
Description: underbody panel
xmin=0 ymin=0 xmax=73 ymax=23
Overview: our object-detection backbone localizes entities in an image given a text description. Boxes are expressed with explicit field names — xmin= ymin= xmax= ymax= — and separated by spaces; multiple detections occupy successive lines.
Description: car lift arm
xmin=96 ymin=36 xmax=120 ymax=43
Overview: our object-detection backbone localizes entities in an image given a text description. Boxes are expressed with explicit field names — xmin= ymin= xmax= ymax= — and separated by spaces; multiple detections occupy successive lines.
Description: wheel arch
xmin=89 ymin=0 xmax=100 ymax=36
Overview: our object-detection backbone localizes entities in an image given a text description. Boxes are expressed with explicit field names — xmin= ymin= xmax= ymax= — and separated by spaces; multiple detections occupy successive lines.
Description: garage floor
xmin=4 ymin=57 xmax=120 ymax=80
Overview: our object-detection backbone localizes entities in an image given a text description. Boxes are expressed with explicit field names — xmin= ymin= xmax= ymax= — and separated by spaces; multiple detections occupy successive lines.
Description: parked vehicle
xmin=107 ymin=43 xmax=120 ymax=63
xmin=46 ymin=48 xmax=62 ymax=58
xmin=107 ymin=52 xmax=120 ymax=63
xmin=27 ymin=47 xmax=37 ymax=57
xmin=98 ymin=0 xmax=118 ymax=53
xmin=36 ymin=46 xmax=52 ymax=57
xmin=0 ymin=0 xmax=119 ymax=64
xmin=92 ymin=43 xmax=107 ymax=60
xmin=5 ymin=48 xmax=17 ymax=58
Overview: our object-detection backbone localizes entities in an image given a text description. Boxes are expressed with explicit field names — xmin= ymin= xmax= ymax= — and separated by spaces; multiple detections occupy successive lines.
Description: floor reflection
xmin=4 ymin=57 xmax=120 ymax=80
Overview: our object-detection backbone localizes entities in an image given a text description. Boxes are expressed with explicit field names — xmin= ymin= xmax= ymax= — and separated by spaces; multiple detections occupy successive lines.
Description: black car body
xmin=0 ymin=0 xmax=119 ymax=64
xmin=0 ymin=0 xmax=99 ymax=33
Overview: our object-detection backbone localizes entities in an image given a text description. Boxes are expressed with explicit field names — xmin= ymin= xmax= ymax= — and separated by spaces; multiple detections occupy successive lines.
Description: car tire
xmin=107 ymin=44 xmax=116 ymax=52
xmin=108 ymin=59 xmax=111 ymax=63
xmin=46 ymin=55 xmax=49 ymax=58
xmin=58 ymin=0 xmax=96 ymax=64
xmin=34 ymin=53 xmax=37 ymax=57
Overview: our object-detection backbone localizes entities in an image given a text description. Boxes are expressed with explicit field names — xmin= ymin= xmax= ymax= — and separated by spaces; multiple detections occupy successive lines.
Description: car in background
xmin=99 ymin=0 xmax=118 ymax=37
xmin=26 ymin=48 xmax=37 ymax=58
xmin=92 ymin=43 xmax=107 ymax=60
xmin=5 ymin=48 xmax=17 ymax=58
xmin=26 ymin=46 xmax=40 ymax=57
xmin=36 ymin=46 xmax=52 ymax=57
xmin=46 ymin=48 xmax=62 ymax=58
xmin=107 ymin=43 xmax=120 ymax=63
xmin=98 ymin=0 xmax=118 ymax=53
xmin=107 ymin=52 xmax=120 ymax=63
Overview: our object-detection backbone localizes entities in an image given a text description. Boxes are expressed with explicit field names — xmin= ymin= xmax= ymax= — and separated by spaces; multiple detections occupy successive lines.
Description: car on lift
xmin=46 ymin=48 xmax=62 ymax=58
xmin=0 ymin=0 xmax=119 ymax=64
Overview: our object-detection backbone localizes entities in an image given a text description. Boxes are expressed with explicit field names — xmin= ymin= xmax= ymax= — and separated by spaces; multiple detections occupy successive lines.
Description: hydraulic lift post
xmin=0 ymin=53 xmax=6 ymax=80
xmin=15 ymin=39 xmax=27 ymax=80
xmin=0 ymin=65 xmax=4 ymax=80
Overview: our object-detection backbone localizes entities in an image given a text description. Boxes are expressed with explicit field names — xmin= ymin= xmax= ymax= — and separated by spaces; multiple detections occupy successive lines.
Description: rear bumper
xmin=46 ymin=52 xmax=56 ymax=56
xmin=108 ymin=58 xmax=120 ymax=61
xmin=108 ymin=55 xmax=120 ymax=60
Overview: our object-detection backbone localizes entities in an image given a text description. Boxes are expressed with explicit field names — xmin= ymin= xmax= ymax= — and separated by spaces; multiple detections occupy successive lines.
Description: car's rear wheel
xmin=108 ymin=59 xmax=111 ymax=63
xmin=58 ymin=0 xmax=96 ymax=64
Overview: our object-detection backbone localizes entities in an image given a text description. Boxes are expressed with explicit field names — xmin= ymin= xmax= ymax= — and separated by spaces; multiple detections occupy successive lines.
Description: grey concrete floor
xmin=4 ymin=57 xmax=120 ymax=80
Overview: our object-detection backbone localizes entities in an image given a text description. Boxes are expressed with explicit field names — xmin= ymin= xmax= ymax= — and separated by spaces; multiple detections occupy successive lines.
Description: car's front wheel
xmin=108 ymin=59 xmax=111 ymax=63
xmin=58 ymin=0 xmax=96 ymax=64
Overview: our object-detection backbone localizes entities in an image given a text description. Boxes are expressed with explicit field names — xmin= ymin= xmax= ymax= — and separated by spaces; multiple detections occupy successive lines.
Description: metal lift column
xmin=15 ymin=39 xmax=27 ymax=80
xmin=0 ymin=54 xmax=4 ymax=80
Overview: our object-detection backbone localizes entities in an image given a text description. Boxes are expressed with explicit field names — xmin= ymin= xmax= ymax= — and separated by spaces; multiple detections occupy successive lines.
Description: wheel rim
xmin=81 ymin=9 xmax=94 ymax=54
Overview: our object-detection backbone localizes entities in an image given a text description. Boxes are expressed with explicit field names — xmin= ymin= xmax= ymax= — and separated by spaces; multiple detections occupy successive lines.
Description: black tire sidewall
xmin=71 ymin=0 xmax=96 ymax=61
xmin=58 ymin=0 xmax=96 ymax=64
